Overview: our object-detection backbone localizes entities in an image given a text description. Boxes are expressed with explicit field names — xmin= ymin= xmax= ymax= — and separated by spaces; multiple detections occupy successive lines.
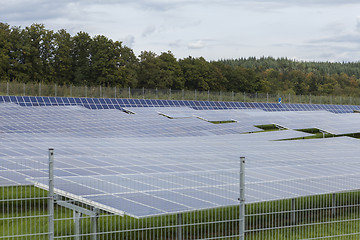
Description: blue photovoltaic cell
xmin=1 ymin=95 xmax=360 ymax=113
xmin=2 ymin=95 xmax=360 ymax=217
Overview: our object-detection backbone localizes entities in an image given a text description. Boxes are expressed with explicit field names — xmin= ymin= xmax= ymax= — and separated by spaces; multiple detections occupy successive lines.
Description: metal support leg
xmin=239 ymin=157 xmax=245 ymax=240
xmin=177 ymin=213 xmax=182 ymax=240
xmin=56 ymin=201 xmax=100 ymax=240
xmin=74 ymin=211 xmax=82 ymax=240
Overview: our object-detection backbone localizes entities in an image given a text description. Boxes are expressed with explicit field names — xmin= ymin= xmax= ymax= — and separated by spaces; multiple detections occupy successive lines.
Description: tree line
xmin=1 ymin=22 xmax=360 ymax=96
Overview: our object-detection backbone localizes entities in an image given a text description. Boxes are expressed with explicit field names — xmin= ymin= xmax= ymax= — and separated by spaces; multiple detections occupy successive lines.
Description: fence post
xmin=266 ymin=92 xmax=268 ymax=103
xmin=291 ymin=198 xmax=296 ymax=225
xmin=23 ymin=83 xmax=26 ymax=96
xmin=243 ymin=92 xmax=245 ymax=102
xmin=239 ymin=157 xmax=245 ymax=240
xmin=55 ymin=84 xmax=57 ymax=97
xmin=85 ymin=86 xmax=88 ymax=98
xmin=288 ymin=93 xmax=290 ymax=104
xmin=182 ymin=89 xmax=184 ymax=100
xmin=74 ymin=211 xmax=82 ymax=240
xmin=99 ymin=86 xmax=102 ymax=98
xmin=332 ymin=193 xmax=336 ymax=217
xmin=7 ymin=81 xmax=9 ymax=95
xmin=39 ymin=82 xmax=42 ymax=96
xmin=143 ymin=87 xmax=145 ymax=99
xmin=114 ymin=87 xmax=117 ymax=98
xmin=177 ymin=213 xmax=183 ymax=240
xmin=156 ymin=88 xmax=158 ymax=99
xmin=195 ymin=89 xmax=197 ymax=101
xmin=48 ymin=148 xmax=54 ymax=240
xmin=91 ymin=208 xmax=99 ymax=240
xmin=208 ymin=90 xmax=210 ymax=101
xmin=169 ymin=88 xmax=171 ymax=100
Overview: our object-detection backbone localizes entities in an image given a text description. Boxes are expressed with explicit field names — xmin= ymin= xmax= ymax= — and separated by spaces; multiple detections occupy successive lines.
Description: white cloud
xmin=188 ymin=40 xmax=205 ymax=49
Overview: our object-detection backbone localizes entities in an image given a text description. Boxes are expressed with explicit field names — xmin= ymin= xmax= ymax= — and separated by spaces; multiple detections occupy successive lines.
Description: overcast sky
xmin=2 ymin=0 xmax=360 ymax=62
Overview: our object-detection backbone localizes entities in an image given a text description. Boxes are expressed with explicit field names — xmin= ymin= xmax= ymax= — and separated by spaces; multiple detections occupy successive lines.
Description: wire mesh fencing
xmin=29 ymin=159 xmax=243 ymax=240
xmin=0 ymin=154 xmax=50 ymax=239
xmin=245 ymin=175 xmax=360 ymax=239
xmin=2 ymin=81 xmax=360 ymax=105
xmin=2 ymin=152 xmax=360 ymax=239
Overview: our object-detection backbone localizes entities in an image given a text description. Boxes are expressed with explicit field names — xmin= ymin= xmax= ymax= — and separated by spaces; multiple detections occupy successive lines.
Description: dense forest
xmin=1 ymin=22 xmax=360 ymax=96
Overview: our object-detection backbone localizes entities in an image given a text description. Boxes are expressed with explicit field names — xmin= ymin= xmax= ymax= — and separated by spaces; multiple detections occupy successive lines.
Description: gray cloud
xmin=1 ymin=1 xmax=120 ymax=22
xmin=169 ymin=40 xmax=182 ymax=48
xmin=307 ymin=33 xmax=360 ymax=44
xmin=2 ymin=0 xmax=358 ymax=24
xmin=242 ymin=0 xmax=360 ymax=6
xmin=3 ymin=0 xmax=360 ymax=62
xmin=142 ymin=25 xmax=156 ymax=37
xmin=121 ymin=35 xmax=135 ymax=48
xmin=357 ymin=17 xmax=360 ymax=32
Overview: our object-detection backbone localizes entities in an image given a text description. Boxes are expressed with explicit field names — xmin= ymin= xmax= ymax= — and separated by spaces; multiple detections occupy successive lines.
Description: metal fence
xmin=245 ymin=177 xmax=360 ymax=239
xmin=1 ymin=81 xmax=359 ymax=105
xmin=2 ymin=151 xmax=360 ymax=239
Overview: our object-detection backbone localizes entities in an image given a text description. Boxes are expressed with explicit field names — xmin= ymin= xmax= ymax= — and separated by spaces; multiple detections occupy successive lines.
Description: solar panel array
xmin=1 ymin=95 xmax=359 ymax=113
xmin=1 ymin=96 xmax=360 ymax=218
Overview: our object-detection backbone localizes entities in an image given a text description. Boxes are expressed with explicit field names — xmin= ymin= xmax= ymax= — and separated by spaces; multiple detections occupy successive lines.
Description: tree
xmin=305 ymin=72 xmax=320 ymax=94
xmin=158 ymin=51 xmax=184 ymax=89
xmin=21 ymin=23 xmax=54 ymax=83
xmin=207 ymin=62 xmax=228 ymax=91
xmin=113 ymin=42 xmax=138 ymax=87
xmin=289 ymin=70 xmax=308 ymax=95
xmin=225 ymin=66 xmax=259 ymax=93
xmin=72 ymin=31 xmax=92 ymax=85
xmin=0 ymin=23 xmax=11 ymax=81
xmin=53 ymin=29 xmax=73 ymax=84
xmin=180 ymin=57 xmax=219 ymax=91
xmin=90 ymin=35 xmax=117 ymax=86
xmin=138 ymin=51 xmax=184 ymax=89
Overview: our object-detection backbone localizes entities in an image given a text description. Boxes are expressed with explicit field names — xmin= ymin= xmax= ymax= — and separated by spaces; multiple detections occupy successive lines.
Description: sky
xmin=2 ymin=0 xmax=360 ymax=62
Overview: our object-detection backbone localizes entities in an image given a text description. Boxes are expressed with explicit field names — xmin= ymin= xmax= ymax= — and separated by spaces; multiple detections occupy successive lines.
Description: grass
xmin=2 ymin=187 xmax=360 ymax=239
xmin=254 ymin=124 xmax=285 ymax=132
xmin=276 ymin=128 xmax=360 ymax=141
xmin=210 ymin=120 xmax=237 ymax=124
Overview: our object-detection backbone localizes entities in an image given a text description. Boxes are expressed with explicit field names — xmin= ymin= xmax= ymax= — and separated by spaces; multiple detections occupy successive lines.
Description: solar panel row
xmin=0 ymin=95 xmax=359 ymax=113
xmin=1 ymin=96 xmax=360 ymax=218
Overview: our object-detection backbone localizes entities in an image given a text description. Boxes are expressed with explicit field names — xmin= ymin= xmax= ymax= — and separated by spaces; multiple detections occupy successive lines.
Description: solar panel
xmin=27 ymin=136 xmax=360 ymax=217
xmin=2 ymin=96 xmax=360 ymax=218
xmin=1 ymin=95 xmax=360 ymax=113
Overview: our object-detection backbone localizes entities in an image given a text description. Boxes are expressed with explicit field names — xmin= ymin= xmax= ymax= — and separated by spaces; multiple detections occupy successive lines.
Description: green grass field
xmin=1 ymin=186 xmax=360 ymax=239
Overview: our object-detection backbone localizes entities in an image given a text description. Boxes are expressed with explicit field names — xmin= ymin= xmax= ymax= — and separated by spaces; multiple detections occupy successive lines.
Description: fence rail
xmin=1 ymin=81 xmax=359 ymax=105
